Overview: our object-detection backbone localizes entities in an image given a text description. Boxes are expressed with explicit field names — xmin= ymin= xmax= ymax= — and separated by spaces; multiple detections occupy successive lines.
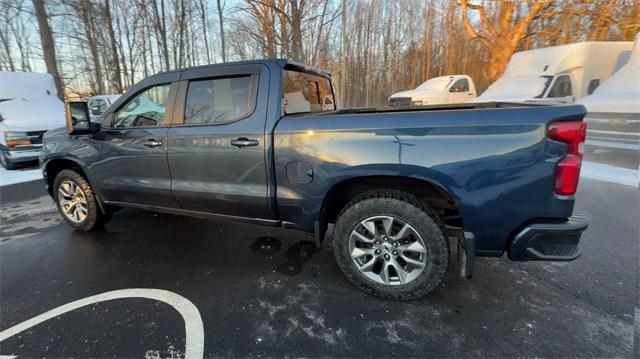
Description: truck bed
xmin=273 ymin=104 xmax=587 ymax=255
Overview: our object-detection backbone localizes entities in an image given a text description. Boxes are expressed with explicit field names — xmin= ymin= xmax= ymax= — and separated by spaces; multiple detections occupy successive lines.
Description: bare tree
xmin=31 ymin=0 xmax=64 ymax=98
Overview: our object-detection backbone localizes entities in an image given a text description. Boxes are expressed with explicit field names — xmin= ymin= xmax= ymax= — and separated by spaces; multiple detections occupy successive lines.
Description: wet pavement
xmin=0 ymin=171 xmax=637 ymax=357
xmin=1 ymin=122 xmax=639 ymax=357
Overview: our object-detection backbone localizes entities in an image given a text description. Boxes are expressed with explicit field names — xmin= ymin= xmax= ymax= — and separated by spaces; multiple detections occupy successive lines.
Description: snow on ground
xmin=581 ymin=161 xmax=639 ymax=188
xmin=0 ymin=166 xmax=42 ymax=186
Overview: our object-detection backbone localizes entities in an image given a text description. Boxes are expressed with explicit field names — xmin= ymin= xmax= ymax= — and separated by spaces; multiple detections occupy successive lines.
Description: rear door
xmin=166 ymin=64 xmax=271 ymax=219
xmin=91 ymin=77 xmax=180 ymax=208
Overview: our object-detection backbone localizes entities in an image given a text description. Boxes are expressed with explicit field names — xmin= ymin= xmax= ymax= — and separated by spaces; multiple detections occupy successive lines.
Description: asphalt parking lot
xmin=0 ymin=137 xmax=638 ymax=357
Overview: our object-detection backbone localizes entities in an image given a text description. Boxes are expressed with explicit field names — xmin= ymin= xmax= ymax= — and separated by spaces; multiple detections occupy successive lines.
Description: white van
xmin=388 ymin=75 xmax=477 ymax=107
xmin=475 ymin=41 xmax=633 ymax=104
xmin=88 ymin=94 xmax=121 ymax=122
xmin=0 ymin=72 xmax=65 ymax=169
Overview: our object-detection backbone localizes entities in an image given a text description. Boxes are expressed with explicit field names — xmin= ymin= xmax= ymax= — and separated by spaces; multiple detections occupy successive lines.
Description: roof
xmin=155 ymin=59 xmax=332 ymax=79
xmin=0 ymin=71 xmax=58 ymax=99
xmin=503 ymin=41 xmax=633 ymax=77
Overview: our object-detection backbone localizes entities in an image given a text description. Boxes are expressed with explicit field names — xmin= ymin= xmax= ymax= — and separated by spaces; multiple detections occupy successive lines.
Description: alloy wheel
xmin=58 ymin=180 xmax=89 ymax=223
xmin=349 ymin=215 xmax=428 ymax=286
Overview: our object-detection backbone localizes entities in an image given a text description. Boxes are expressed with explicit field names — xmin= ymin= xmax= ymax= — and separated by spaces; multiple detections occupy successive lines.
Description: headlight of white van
xmin=412 ymin=100 xmax=424 ymax=106
xmin=5 ymin=131 xmax=30 ymax=146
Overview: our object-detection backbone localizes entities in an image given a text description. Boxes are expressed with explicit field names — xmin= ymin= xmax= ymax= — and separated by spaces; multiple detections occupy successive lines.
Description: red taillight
xmin=548 ymin=121 xmax=587 ymax=196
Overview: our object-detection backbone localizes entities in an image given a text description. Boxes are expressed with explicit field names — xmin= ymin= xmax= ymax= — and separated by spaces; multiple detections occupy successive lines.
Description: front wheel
xmin=333 ymin=190 xmax=449 ymax=300
xmin=53 ymin=169 xmax=109 ymax=231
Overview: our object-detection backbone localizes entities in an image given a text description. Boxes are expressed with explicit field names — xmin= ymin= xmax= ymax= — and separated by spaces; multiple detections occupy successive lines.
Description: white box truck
xmin=474 ymin=41 xmax=633 ymax=104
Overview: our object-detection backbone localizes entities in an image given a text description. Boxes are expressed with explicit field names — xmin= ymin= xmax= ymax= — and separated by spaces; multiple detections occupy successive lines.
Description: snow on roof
xmin=0 ymin=71 xmax=58 ymax=99
xmin=577 ymin=34 xmax=640 ymax=114
xmin=503 ymin=41 xmax=632 ymax=77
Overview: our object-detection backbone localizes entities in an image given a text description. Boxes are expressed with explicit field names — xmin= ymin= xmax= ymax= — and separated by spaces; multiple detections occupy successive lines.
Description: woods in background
xmin=0 ymin=0 xmax=638 ymax=106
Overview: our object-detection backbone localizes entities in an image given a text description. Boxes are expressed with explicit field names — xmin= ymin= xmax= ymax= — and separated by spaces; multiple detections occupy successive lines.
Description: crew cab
xmin=388 ymin=75 xmax=477 ymax=107
xmin=41 ymin=59 xmax=588 ymax=300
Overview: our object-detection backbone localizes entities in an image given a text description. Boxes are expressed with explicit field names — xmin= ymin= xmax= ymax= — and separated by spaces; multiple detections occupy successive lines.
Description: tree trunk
xmin=104 ymin=0 xmax=123 ymax=93
xmin=32 ymin=0 xmax=63 ymax=99
xmin=216 ymin=0 xmax=226 ymax=62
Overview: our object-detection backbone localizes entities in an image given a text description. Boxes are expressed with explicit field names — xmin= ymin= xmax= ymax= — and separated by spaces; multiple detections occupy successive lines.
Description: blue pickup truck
xmin=41 ymin=59 xmax=588 ymax=300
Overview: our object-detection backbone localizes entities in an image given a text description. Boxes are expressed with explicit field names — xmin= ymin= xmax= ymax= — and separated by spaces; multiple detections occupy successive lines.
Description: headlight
xmin=412 ymin=100 xmax=424 ymax=106
xmin=5 ymin=131 xmax=30 ymax=146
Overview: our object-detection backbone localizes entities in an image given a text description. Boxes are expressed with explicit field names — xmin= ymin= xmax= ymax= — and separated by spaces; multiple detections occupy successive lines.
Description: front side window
xmin=587 ymin=79 xmax=600 ymax=95
xmin=283 ymin=70 xmax=335 ymax=114
xmin=184 ymin=76 xmax=254 ymax=125
xmin=547 ymin=75 xmax=572 ymax=98
xmin=449 ymin=79 xmax=469 ymax=92
xmin=113 ymin=84 xmax=171 ymax=127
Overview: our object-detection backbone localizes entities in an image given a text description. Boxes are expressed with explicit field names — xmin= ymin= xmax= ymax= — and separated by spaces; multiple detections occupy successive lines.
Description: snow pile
xmin=580 ymin=161 xmax=639 ymax=188
xmin=577 ymin=34 xmax=640 ymax=114
xmin=0 ymin=166 xmax=43 ymax=186
xmin=474 ymin=77 xmax=547 ymax=102
xmin=416 ymin=76 xmax=456 ymax=91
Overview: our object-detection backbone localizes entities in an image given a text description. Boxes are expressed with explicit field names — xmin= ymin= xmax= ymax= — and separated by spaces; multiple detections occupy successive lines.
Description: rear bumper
xmin=508 ymin=211 xmax=588 ymax=261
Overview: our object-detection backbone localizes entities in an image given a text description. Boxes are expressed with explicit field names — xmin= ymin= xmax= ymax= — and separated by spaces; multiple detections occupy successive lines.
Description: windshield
xmin=478 ymin=77 xmax=549 ymax=102
xmin=416 ymin=77 xmax=454 ymax=91
xmin=535 ymin=76 xmax=554 ymax=98
xmin=283 ymin=70 xmax=335 ymax=115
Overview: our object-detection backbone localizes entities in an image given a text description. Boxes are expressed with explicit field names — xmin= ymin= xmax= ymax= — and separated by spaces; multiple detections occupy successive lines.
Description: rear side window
xmin=114 ymin=84 xmax=171 ymax=127
xmin=283 ymin=70 xmax=335 ymax=114
xmin=547 ymin=75 xmax=572 ymax=97
xmin=184 ymin=76 xmax=254 ymax=125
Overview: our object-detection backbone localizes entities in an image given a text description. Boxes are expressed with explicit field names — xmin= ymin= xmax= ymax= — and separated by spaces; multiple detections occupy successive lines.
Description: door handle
xmin=142 ymin=140 xmax=163 ymax=148
xmin=231 ymin=138 xmax=259 ymax=147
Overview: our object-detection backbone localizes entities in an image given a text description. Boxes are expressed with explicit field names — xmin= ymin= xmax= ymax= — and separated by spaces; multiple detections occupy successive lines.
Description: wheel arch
xmin=317 ymin=174 xmax=463 ymax=244
xmin=43 ymin=157 xmax=91 ymax=197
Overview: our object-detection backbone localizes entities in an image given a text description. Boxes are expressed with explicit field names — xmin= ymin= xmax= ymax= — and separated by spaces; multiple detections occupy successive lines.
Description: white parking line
xmin=0 ymin=288 xmax=204 ymax=358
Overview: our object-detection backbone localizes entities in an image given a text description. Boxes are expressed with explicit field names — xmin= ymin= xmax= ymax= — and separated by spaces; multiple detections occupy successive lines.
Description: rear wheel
xmin=53 ymin=169 xmax=110 ymax=231
xmin=333 ymin=190 xmax=449 ymax=300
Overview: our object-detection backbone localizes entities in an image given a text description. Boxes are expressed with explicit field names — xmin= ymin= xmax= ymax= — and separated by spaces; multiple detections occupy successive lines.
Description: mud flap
xmin=457 ymin=232 xmax=475 ymax=279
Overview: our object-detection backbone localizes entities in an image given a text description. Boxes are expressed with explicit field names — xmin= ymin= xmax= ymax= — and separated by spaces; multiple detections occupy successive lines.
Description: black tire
xmin=333 ymin=189 xmax=449 ymax=300
xmin=53 ymin=169 xmax=110 ymax=231
xmin=0 ymin=148 xmax=17 ymax=170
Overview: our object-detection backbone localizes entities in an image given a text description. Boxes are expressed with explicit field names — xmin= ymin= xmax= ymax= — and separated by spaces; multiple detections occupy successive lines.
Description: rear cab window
xmin=283 ymin=70 xmax=335 ymax=115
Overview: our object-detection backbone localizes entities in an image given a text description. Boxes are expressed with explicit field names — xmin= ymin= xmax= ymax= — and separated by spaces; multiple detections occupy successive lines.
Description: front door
xmin=447 ymin=78 xmax=474 ymax=103
xmin=544 ymin=74 xmax=575 ymax=103
xmin=90 ymin=82 xmax=179 ymax=208
xmin=166 ymin=65 xmax=271 ymax=219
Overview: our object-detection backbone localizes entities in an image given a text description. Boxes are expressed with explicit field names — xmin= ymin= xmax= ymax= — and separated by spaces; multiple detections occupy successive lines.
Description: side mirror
xmin=66 ymin=101 xmax=100 ymax=135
